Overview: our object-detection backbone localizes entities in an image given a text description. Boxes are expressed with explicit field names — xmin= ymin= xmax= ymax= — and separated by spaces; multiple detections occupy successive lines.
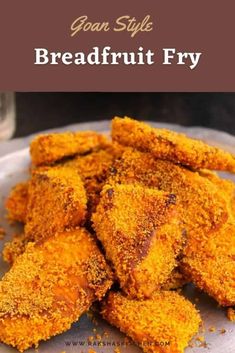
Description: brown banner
xmin=0 ymin=0 xmax=235 ymax=91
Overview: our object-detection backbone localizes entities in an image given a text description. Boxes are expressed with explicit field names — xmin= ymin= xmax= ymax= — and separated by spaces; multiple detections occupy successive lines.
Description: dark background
xmin=14 ymin=93 xmax=235 ymax=138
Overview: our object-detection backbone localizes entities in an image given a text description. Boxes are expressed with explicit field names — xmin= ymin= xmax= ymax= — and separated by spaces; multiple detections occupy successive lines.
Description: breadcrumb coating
xmin=101 ymin=291 xmax=201 ymax=353
xmin=161 ymin=268 xmax=189 ymax=290
xmin=112 ymin=117 xmax=235 ymax=172
xmin=199 ymin=169 xmax=235 ymax=215
xmin=182 ymin=218 xmax=235 ymax=306
xmin=2 ymin=233 xmax=29 ymax=265
xmin=93 ymin=183 xmax=182 ymax=298
xmin=30 ymin=130 xmax=108 ymax=166
xmin=0 ymin=228 xmax=113 ymax=352
xmin=5 ymin=182 xmax=28 ymax=223
xmin=109 ymin=149 xmax=228 ymax=235
xmin=109 ymin=149 xmax=235 ymax=304
xmin=25 ymin=166 xmax=87 ymax=240
xmin=63 ymin=143 xmax=125 ymax=214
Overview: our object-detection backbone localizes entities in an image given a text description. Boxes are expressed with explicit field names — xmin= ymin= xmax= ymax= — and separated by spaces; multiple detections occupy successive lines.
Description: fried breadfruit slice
xmin=5 ymin=182 xmax=28 ymax=223
xmin=110 ymin=149 xmax=235 ymax=305
xmin=92 ymin=184 xmax=182 ymax=298
xmin=63 ymin=143 xmax=125 ymax=213
xmin=112 ymin=116 xmax=235 ymax=173
xmin=0 ymin=228 xmax=113 ymax=352
xmin=101 ymin=291 xmax=201 ymax=353
xmin=30 ymin=130 xmax=108 ymax=166
xmin=25 ymin=166 xmax=87 ymax=241
xmin=109 ymin=148 xmax=228 ymax=235
xmin=198 ymin=169 xmax=235 ymax=215
xmin=182 ymin=218 xmax=235 ymax=306
xmin=2 ymin=233 xmax=29 ymax=265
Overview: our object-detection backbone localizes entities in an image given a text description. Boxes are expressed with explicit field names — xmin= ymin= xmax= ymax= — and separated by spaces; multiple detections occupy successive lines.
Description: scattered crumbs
xmin=195 ymin=297 xmax=199 ymax=303
xmin=199 ymin=341 xmax=209 ymax=348
xmin=124 ymin=336 xmax=131 ymax=346
xmin=88 ymin=336 xmax=94 ymax=343
xmin=220 ymin=328 xmax=226 ymax=334
xmin=227 ymin=308 xmax=235 ymax=321
xmin=103 ymin=331 xmax=109 ymax=338
xmin=188 ymin=343 xmax=194 ymax=348
xmin=209 ymin=326 xmax=216 ymax=332
xmin=95 ymin=333 xmax=102 ymax=341
xmin=114 ymin=348 xmax=121 ymax=353
xmin=93 ymin=328 xmax=97 ymax=333
xmin=0 ymin=227 xmax=6 ymax=239
xmin=196 ymin=336 xmax=205 ymax=343
xmin=86 ymin=312 xmax=93 ymax=320
xmin=92 ymin=317 xmax=98 ymax=326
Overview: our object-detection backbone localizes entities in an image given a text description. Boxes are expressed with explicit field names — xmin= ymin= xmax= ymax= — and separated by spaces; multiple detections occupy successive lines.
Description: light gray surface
xmin=1 ymin=120 xmax=235 ymax=157
xmin=0 ymin=122 xmax=235 ymax=353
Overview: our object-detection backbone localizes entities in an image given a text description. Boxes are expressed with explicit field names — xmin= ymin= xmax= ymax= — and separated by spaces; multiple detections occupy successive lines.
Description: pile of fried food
xmin=1 ymin=117 xmax=235 ymax=353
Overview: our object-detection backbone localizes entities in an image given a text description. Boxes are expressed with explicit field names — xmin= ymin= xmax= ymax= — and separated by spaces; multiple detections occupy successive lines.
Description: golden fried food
xmin=182 ymin=218 xmax=235 ymax=306
xmin=25 ymin=166 xmax=87 ymax=240
xmin=63 ymin=143 xmax=125 ymax=213
xmin=199 ymin=169 xmax=235 ymax=215
xmin=109 ymin=149 xmax=235 ymax=304
xmin=101 ymin=291 xmax=201 ymax=353
xmin=2 ymin=233 xmax=29 ymax=265
xmin=112 ymin=117 xmax=235 ymax=172
xmin=109 ymin=148 xmax=228 ymax=235
xmin=161 ymin=268 xmax=189 ymax=290
xmin=93 ymin=183 xmax=182 ymax=298
xmin=5 ymin=182 xmax=28 ymax=223
xmin=30 ymin=130 xmax=108 ymax=166
xmin=0 ymin=228 xmax=113 ymax=352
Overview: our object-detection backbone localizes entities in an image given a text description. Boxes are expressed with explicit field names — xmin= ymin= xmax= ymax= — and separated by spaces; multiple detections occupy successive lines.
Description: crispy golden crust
xmin=93 ymin=183 xmax=182 ymax=298
xmin=109 ymin=149 xmax=228 ymax=235
xmin=2 ymin=233 xmax=29 ymax=265
xmin=112 ymin=117 xmax=235 ymax=172
xmin=0 ymin=228 xmax=113 ymax=352
xmin=30 ymin=131 xmax=108 ymax=166
xmin=25 ymin=166 xmax=87 ymax=241
xmin=161 ymin=268 xmax=189 ymax=290
xmin=199 ymin=169 xmax=235 ymax=215
xmin=109 ymin=149 xmax=235 ymax=304
xmin=182 ymin=219 xmax=235 ymax=306
xmin=63 ymin=143 xmax=125 ymax=213
xmin=101 ymin=291 xmax=201 ymax=353
xmin=5 ymin=182 xmax=28 ymax=223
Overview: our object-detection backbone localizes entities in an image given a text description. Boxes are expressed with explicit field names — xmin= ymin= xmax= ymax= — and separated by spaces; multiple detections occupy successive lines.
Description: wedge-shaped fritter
xmin=25 ymin=166 xmax=87 ymax=240
xmin=108 ymin=149 xmax=235 ymax=304
xmin=182 ymin=218 xmax=235 ymax=306
xmin=93 ymin=184 xmax=182 ymax=298
xmin=5 ymin=181 xmax=28 ymax=223
xmin=198 ymin=169 xmax=235 ymax=215
xmin=112 ymin=117 xmax=235 ymax=172
xmin=109 ymin=149 xmax=228 ymax=235
xmin=101 ymin=291 xmax=201 ymax=353
xmin=0 ymin=228 xmax=113 ymax=352
xmin=30 ymin=130 xmax=108 ymax=166
xmin=64 ymin=143 xmax=125 ymax=213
